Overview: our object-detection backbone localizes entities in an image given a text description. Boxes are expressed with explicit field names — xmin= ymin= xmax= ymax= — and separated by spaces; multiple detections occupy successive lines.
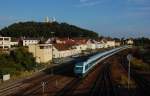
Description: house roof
xmin=55 ymin=37 xmax=90 ymax=45
xmin=53 ymin=43 xmax=75 ymax=51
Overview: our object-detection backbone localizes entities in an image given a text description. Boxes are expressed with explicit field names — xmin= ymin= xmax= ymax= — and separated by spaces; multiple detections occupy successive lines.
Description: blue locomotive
xmin=74 ymin=46 xmax=128 ymax=77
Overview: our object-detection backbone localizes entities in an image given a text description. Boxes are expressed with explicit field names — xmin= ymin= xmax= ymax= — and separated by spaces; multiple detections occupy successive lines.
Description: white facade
xmin=105 ymin=41 xmax=116 ymax=48
xmin=126 ymin=39 xmax=134 ymax=45
xmin=23 ymin=39 xmax=39 ymax=46
xmin=0 ymin=37 xmax=11 ymax=49
xmin=28 ymin=44 xmax=52 ymax=63
xmin=96 ymin=42 xmax=105 ymax=48
xmin=11 ymin=42 xmax=18 ymax=46
xmin=74 ymin=44 xmax=87 ymax=51
xmin=115 ymin=42 xmax=121 ymax=47
xmin=53 ymin=46 xmax=81 ymax=58
xmin=86 ymin=40 xmax=97 ymax=50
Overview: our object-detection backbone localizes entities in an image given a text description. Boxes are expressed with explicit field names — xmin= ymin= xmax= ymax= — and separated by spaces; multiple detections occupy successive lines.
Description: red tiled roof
xmin=53 ymin=43 xmax=75 ymax=51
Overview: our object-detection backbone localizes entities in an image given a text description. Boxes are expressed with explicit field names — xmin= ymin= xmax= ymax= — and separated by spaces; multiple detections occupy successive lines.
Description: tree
xmin=0 ymin=21 xmax=99 ymax=38
xmin=0 ymin=47 xmax=37 ymax=77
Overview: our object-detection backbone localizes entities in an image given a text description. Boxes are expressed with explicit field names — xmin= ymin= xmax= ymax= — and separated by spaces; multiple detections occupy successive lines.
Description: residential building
xmin=53 ymin=43 xmax=81 ymax=58
xmin=0 ymin=37 xmax=11 ymax=49
xmin=28 ymin=44 xmax=52 ymax=63
xmin=11 ymin=38 xmax=19 ymax=46
xmin=10 ymin=42 xmax=18 ymax=46
xmin=105 ymin=40 xmax=116 ymax=48
xmin=23 ymin=38 xmax=39 ymax=46
xmin=126 ymin=39 xmax=134 ymax=45
xmin=115 ymin=41 xmax=121 ymax=47
xmin=86 ymin=39 xmax=97 ymax=49
xmin=96 ymin=42 xmax=105 ymax=48
xmin=74 ymin=39 xmax=88 ymax=51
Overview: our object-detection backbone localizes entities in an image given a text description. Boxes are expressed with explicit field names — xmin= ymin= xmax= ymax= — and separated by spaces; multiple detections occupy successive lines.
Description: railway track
xmin=123 ymin=63 xmax=150 ymax=96
xmin=0 ymin=72 xmax=49 ymax=96
xmin=20 ymin=75 xmax=62 ymax=96
xmin=89 ymin=62 xmax=117 ymax=96
xmin=55 ymin=61 xmax=107 ymax=96
xmin=120 ymin=55 xmax=150 ymax=96
xmin=55 ymin=61 xmax=118 ymax=96
xmin=14 ymin=64 xmax=75 ymax=96
xmin=55 ymin=77 xmax=82 ymax=96
xmin=11 ymin=75 xmax=54 ymax=96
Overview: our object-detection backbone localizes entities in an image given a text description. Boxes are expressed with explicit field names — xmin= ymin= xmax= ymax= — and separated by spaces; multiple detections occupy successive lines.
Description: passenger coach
xmin=74 ymin=46 xmax=128 ymax=77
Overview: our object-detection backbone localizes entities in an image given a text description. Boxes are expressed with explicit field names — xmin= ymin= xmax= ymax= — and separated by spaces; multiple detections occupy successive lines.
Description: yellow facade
xmin=28 ymin=44 xmax=52 ymax=63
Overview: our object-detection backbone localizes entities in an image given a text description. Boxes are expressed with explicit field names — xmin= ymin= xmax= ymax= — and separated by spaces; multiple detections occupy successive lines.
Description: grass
xmin=131 ymin=58 xmax=150 ymax=72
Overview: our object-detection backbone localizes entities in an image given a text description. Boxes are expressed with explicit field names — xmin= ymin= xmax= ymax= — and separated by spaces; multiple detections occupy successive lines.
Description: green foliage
xmin=0 ymin=47 xmax=36 ymax=77
xmin=0 ymin=21 xmax=98 ymax=38
xmin=131 ymin=58 xmax=150 ymax=71
xmin=134 ymin=37 xmax=150 ymax=46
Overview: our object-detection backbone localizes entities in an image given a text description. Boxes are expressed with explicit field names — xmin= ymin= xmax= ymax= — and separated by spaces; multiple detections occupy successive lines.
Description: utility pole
xmin=51 ymin=68 xmax=53 ymax=76
xmin=127 ymin=54 xmax=132 ymax=89
xmin=51 ymin=32 xmax=55 ymax=76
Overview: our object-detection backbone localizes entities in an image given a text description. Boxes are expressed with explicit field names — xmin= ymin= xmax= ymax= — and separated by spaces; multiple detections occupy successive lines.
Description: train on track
xmin=74 ymin=46 xmax=129 ymax=77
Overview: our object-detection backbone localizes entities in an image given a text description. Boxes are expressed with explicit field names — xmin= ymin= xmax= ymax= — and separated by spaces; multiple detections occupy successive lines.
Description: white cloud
xmin=76 ymin=0 xmax=101 ymax=7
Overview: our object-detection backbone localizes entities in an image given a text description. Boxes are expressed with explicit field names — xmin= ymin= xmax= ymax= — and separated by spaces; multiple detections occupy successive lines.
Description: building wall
xmin=53 ymin=47 xmax=81 ymax=58
xmin=11 ymin=42 xmax=18 ymax=46
xmin=80 ymin=44 xmax=87 ymax=50
xmin=115 ymin=42 xmax=121 ymax=47
xmin=105 ymin=41 xmax=115 ymax=48
xmin=0 ymin=37 xmax=11 ymax=49
xmin=127 ymin=40 xmax=134 ymax=45
xmin=97 ymin=43 xmax=105 ymax=48
xmin=28 ymin=44 xmax=52 ymax=63
xmin=87 ymin=43 xmax=96 ymax=49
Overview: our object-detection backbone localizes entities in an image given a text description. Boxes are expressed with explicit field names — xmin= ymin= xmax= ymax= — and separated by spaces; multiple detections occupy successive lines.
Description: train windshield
xmin=75 ymin=66 xmax=83 ymax=71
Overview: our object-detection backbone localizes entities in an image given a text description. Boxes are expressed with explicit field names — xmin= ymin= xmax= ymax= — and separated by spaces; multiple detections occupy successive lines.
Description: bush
xmin=0 ymin=47 xmax=37 ymax=77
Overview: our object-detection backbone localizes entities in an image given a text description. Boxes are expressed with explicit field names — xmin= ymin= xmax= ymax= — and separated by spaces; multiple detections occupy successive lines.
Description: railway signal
xmin=127 ymin=54 xmax=132 ymax=89
xmin=41 ymin=81 xmax=47 ymax=94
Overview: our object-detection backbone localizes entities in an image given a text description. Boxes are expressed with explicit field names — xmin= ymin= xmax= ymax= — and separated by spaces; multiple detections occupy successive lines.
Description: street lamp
xmin=127 ymin=54 xmax=132 ymax=89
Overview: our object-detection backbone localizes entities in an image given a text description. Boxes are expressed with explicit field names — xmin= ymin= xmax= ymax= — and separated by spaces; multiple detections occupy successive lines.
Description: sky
xmin=0 ymin=0 xmax=150 ymax=38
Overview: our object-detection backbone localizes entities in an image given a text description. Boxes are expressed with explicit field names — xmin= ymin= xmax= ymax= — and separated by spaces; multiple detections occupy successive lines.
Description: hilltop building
xmin=45 ymin=16 xmax=56 ymax=23
xmin=126 ymin=38 xmax=134 ymax=45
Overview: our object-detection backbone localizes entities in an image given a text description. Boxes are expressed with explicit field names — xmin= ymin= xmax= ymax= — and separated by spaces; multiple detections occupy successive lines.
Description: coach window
xmin=85 ymin=65 xmax=88 ymax=70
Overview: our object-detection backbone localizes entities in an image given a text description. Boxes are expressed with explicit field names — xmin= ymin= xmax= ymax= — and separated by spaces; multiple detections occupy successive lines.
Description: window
xmin=4 ymin=38 xmax=9 ymax=41
xmin=40 ymin=46 xmax=44 ymax=49
xmin=4 ymin=46 xmax=9 ymax=48
xmin=75 ymin=67 xmax=83 ymax=71
xmin=85 ymin=65 xmax=88 ymax=70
